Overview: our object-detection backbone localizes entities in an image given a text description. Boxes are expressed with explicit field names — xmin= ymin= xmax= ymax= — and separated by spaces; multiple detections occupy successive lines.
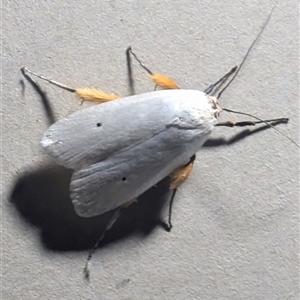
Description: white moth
xmin=21 ymin=2 xmax=297 ymax=279
xmin=41 ymin=89 xmax=220 ymax=217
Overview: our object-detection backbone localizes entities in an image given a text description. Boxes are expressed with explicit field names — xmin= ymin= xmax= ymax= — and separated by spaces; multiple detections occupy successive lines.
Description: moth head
xmin=208 ymin=96 xmax=222 ymax=119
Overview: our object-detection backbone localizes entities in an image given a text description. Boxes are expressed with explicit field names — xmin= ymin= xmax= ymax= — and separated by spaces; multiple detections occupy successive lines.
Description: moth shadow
xmin=9 ymin=164 xmax=173 ymax=251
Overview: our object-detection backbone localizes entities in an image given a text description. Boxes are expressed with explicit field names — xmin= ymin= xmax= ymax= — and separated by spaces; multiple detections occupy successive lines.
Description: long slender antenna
xmin=217 ymin=3 xmax=277 ymax=100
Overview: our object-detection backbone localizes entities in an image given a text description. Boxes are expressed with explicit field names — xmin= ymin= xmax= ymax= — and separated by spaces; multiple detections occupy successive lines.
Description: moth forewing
xmin=41 ymin=89 xmax=220 ymax=217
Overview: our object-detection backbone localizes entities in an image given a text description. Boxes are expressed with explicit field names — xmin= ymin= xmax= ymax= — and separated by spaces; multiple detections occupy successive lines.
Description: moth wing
xmin=41 ymin=90 xmax=179 ymax=170
xmin=41 ymin=89 xmax=216 ymax=217
xmin=71 ymin=126 xmax=190 ymax=217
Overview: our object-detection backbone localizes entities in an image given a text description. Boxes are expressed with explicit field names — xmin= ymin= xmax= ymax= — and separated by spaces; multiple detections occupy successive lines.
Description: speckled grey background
xmin=2 ymin=1 xmax=299 ymax=299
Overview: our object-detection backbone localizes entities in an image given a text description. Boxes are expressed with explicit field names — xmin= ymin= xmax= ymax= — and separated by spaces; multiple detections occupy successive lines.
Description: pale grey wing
xmin=41 ymin=90 xmax=183 ymax=170
xmin=71 ymin=126 xmax=194 ymax=217
xmin=41 ymin=89 xmax=216 ymax=217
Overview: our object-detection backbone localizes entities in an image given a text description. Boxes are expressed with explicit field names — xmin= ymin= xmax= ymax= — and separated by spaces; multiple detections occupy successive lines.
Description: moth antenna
xmin=222 ymin=108 xmax=299 ymax=148
xmin=217 ymin=2 xmax=277 ymax=100
xmin=204 ymin=66 xmax=237 ymax=95
xmin=21 ymin=67 xmax=76 ymax=93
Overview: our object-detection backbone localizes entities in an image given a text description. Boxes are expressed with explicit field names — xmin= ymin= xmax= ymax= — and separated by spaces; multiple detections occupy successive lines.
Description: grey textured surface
xmin=2 ymin=0 xmax=299 ymax=299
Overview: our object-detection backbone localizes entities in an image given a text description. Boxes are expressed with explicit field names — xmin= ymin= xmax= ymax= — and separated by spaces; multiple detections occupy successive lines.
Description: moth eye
xmin=96 ymin=123 xmax=102 ymax=127
xmin=122 ymin=177 xmax=127 ymax=181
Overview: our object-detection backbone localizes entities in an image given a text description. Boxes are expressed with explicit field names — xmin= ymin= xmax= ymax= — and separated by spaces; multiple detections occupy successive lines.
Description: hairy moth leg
xmin=165 ymin=155 xmax=196 ymax=230
xmin=127 ymin=47 xmax=180 ymax=90
xmin=21 ymin=67 xmax=120 ymax=104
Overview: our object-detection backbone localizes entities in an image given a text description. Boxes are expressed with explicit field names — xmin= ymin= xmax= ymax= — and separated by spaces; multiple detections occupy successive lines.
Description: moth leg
xmin=83 ymin=207 xmax=122 ymax=280
xmin=83 ymin=196 xmax=139 ymax=280
xmin=169 ymin=155 xmax=196 ymax=190
xmin=165 ymin=155 xmax=196 ymax=230
xmin=216 ymin=118 xmax=289 ymax=127
xmin=75 ymin=88 xmax=120 ymax=104
xmin=127 ymin=47 xmax=180 ymax=90
xmin=161 ymin=189 xmax=177 ymax=232
xmin=21 ymin=67 xmax=120 ymax=104
xmin=218 ymin=110 xmax=298 ymax=147
xmin=122 ymin=197 xmax=138 ymax=208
